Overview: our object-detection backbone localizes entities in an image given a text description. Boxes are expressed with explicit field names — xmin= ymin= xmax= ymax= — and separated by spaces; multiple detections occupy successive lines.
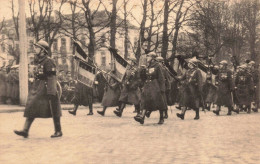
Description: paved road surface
xmin=0 ymin=105 xmax=260 ymax=164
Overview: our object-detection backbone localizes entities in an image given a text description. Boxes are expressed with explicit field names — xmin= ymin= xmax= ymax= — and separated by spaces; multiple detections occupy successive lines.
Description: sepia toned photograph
xmin=0 ymin=0 xmax=259 ymax=163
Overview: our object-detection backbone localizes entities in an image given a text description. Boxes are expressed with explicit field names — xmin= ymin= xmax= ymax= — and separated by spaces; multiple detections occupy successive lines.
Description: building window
xmin=53 ymin=39 xmax=58 ymax=52
xmin=100 ymin=34 xmax=106 ymax=47
xmin=101 ymin=51 xmax=106 ymax=66
xmin=61 ymin=38 xmax=66 ymax=47
xmin=29 ymin=40 xmax=34 ymax=52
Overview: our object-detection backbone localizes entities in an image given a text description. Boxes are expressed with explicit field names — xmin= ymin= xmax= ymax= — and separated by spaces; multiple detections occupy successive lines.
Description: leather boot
xmin=134 ymin=110 xmax=146 ymax=124
xmin=51 ymin=117 xmax=62 ymax=138
xmin=164 ymin=110 xmax=168 ymax=119
xmin=145 ymin=111 xmax=151 ymax=118
xmin=176 ymin=107 xmax=186 ymax=120
xmin=68 ymin=105 xmax=78 ymax=116
xmin=158 ymin=110 xmax=164 ymax=124
xmin=213 ymin=106 xmax=220 ymax=115
xmin=247 ymin=105 xmax=251 ymax=114
xmin=194 ymin=108 xmax=200 ymax=120
xmin=227 ymin=107 xmax=232 ymax=115
xmin=87 ymin=104 xmax=94 ymax=115
xmin=114 ymin=103 xmax=125 ymax=117
xmin=14 ymin=118 xmax=34 ymax=138
xmin=97 ymin=107 xmax=107 ymax=116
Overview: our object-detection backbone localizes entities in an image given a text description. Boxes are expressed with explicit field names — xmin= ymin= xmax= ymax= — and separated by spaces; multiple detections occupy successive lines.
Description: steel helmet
xmin=34 ymin=40 xmax=49 ymax=53
xmin=156 ymin=56 xmax=164 ymax=62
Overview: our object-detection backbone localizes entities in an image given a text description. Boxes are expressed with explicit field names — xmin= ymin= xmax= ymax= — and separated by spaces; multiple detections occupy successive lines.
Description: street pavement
xmin=0 ymin=105 xmax=260 ymax=164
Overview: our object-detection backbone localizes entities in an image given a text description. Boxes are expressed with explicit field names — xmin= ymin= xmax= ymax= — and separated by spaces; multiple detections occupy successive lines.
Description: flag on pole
xmin=77 ymin=59 xmax=96 ymax=88
xmin=108 ymin=48 xmax=128 ymax=82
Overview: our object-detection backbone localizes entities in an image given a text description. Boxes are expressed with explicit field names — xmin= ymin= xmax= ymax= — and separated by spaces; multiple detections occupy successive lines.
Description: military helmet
xmin=147 ymin=52 xmax=157 ymax=58
xmin=34 ymin=40 xmax=49 ymax=53
xmin=249 ymin=61 xmax=255 ymax=65
xmin=219 ymin=60 xmax=228 ymax=65
xmin=156 ymin=56 xmax=164 ymax=62
xmin=240 ymin=64 xmax=247 ymax=70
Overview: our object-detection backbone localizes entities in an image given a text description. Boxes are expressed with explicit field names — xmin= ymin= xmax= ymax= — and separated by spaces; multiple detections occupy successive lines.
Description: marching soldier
xmin=234 ymin=64 xmax=254 ymax=113
xmin=14 ymin=40 xmax=62 ymax=138
xmin=68 ymin=82 xmax=94 ymax=116
xmin=134 ymin=52 xmax=167 ymax=125
xmin=97 ymin=71 xmax=121 ymax=116
xmin=113 ymin=56 xmax=141 ymax=117
xmin=202 ymin=70 xmax=217 ymax=111
xmin=249 ymin=61 xmax=259 ymax=112
xmin=213 ymin=60 xmax=237 ymax=116
xmin=176 ymin=58 xmax=203 ymax=120
xmin=155 ymin=56 xmax=172 ymax=119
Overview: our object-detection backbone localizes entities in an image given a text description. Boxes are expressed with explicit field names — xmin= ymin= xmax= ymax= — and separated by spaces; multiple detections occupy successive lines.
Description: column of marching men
xmin=5 ymin=40 xmax=259 ymax=138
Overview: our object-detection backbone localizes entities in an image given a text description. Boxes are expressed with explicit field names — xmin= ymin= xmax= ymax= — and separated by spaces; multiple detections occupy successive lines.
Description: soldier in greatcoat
xmin=113 ymin=56 xmax=141 ymax=117
xmin=176 ymin=58 xmax=203 ymax=120
xmin=97 ymin=72 xmax=121 ymax=116
xmin=0 ymin=67 xmax=7 ymax=104
xmin=213 ymin=60 xmax=237 ymax=116
xmin=202 ymin=71 xmax=217 ymax=111
xmin=234 ymin=64 xmax=254 ymax=113
xmin=249 ymin=61 xmax=259 ymax=112
xmin=14 ymin=40 xmax=62 ymax=138
xmin=68 ymin=82 xmax=94 ymax=116
xmin=134 ymin=52 xmax=167 ymax=125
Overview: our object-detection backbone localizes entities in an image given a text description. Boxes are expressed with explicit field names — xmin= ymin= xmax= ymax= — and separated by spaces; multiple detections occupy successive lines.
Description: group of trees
xmin=1 ymin=0 xmax=260 ymax=67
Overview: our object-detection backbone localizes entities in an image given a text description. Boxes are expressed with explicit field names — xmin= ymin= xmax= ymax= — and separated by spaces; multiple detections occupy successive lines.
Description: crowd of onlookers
xmin=0 ymin=65 xmax=20 ymax=105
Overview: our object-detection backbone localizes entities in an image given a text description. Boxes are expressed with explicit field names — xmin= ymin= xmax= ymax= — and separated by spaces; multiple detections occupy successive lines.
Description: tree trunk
xmin=161 ymin=0 xmax=169 ymax=59
xmin=136 ymin=0 xmax=148 ymax=61
xmin=123 ymin=0 xmax=128 ymax=59
xmin=110 ymin=0 xmax=117 ymax=49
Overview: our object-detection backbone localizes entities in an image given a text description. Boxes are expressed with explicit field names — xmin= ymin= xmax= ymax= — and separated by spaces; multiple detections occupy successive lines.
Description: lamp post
xmin=18 ymin=0 xmax=28 ymax=105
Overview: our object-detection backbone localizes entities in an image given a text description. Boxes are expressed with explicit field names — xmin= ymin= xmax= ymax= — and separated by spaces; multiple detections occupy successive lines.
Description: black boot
xmin=87 ymin=104 xmax=94 ymax=115
xmin=164 ymin=110 xmax=168 ymax=119
xmin=247 ymin=105 xmax=251 ymax=114
xmin=134 ymin=110 xmax=146 ymax=124
xmin=14 ymin=118 xmax=34 ymax=138
xmin=68 ymin=105 xmax=78 ymax=116
xmin=158 ymin=110 xmax=164 ymax=124
xmin=213 ymin=106 xmax=220 ymax=116
xmin=194 ymin=108 xmax=200 ymax=120
xmin=176 ymin=107 xmax=186 ymax=120
xmin=135 ymin=104 xmax=141 ymax=115
xmin=51 ymin=117 xmax=62 ymax=138
xmin=145 ymin=111 xmax=151 ymax=118
xmin=227 ymin=107 xmax=232 ymax=115
xmin=97 ymin=107 xmax=107 ymax=116
xmin=114 ymin=103 xmax=125 ymax=117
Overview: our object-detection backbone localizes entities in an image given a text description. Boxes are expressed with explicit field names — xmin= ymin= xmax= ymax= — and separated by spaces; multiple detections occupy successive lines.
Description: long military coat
xmin=179 ymin=68 xmax=203 ymax=109
xmin=142 ymin=61 xmax=167 ymax=111
xmin=215 ymin=69 xmax=234 ymax=107
xmin=24 ymin=56 xmax=61 ymax=118
xmin=71 ymin=82 xmax=93 ymax=106
xmin=119 ymin=66 xmax=141 ymax=105
xmin=101 ymin=75 xmax=121 ymax=107
xmin=251 ymin=68 xmax=259 ymax=104
xmin=235 ymin=71 xmax=254 ymax=106
xmin=203 ymin=75 xmax=217 ymax=104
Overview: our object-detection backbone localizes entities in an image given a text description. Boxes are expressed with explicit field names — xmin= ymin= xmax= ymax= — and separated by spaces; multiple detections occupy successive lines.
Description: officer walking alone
xmin=14 ymin=40 xmax=62 ymax=138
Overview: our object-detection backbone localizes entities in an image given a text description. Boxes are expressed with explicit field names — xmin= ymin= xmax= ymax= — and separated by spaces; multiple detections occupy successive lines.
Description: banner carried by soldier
xmin=77 ymin=59 xmax=96 ymax=88
xmin=108 ymin=48 xmax=128 ymax=82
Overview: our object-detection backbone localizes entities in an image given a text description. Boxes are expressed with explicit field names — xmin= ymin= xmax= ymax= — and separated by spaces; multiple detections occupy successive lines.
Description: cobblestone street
xmin=0 ymin=105 xmax=260 ymax=164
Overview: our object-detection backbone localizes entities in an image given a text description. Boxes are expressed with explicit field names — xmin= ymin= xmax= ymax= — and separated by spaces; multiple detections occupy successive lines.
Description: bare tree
xmin=110 ymin=0 xmax=118 ymax=48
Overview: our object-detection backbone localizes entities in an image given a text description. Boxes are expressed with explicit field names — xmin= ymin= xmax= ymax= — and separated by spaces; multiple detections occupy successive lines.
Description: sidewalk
xmin=0 ymin=103 xmax=102 ymax=113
